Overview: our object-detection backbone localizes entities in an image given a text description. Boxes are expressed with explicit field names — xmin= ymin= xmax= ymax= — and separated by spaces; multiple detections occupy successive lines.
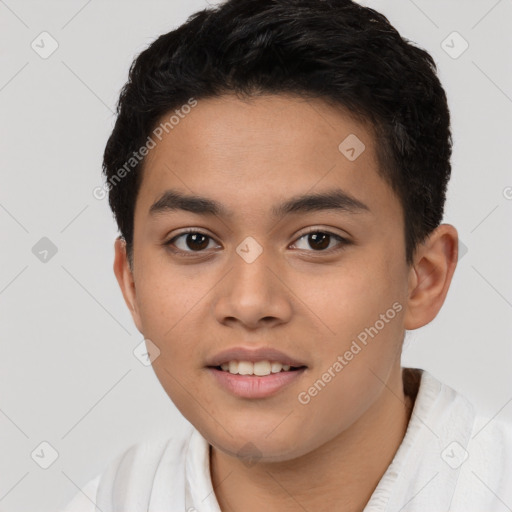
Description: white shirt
xmin=61 ymin=367 xmax=512 ymax=511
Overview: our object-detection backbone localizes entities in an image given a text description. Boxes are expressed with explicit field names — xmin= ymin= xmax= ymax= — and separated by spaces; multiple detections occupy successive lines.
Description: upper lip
xmin=206 ymin=346 xmax=307 ymax=368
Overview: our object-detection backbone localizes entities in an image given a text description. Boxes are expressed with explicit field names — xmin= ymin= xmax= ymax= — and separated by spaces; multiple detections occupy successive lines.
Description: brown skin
xmin=113 ymin=94 xmax=458 ymax=511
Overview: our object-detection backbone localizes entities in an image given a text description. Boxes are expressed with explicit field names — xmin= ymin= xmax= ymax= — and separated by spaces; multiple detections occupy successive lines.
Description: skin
xmin=113 ymin=94 xmax=458 ymax=512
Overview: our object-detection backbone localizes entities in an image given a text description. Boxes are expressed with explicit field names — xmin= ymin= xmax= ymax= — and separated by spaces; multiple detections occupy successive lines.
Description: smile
xmin=215 ymin=360 xmax=305 ymax=375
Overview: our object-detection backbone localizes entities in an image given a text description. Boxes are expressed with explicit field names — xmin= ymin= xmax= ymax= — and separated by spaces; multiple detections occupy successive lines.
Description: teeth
xmin=238 ymin=361 xmax=253 ymax=375
xmin=253 ymin=361 xmax=271 ymax=376
xmin=271 ymin=362 xmax=283 ymax=373
xmin=219 ymin=360 xmax=297 ymax=375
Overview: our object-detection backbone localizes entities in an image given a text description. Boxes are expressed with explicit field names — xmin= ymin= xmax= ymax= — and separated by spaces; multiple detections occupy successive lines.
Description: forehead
xmin=136 ymin=94 xmax=400 ymax=224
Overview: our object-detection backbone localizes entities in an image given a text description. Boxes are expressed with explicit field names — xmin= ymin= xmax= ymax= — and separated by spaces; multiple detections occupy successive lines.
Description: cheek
xmin=304 ymin=262 xmax=399 ymax=330
xmin=134 ymin=266 xmax=218 ymax=393
xmin=301 ymin=258 xmax=407 ymax=379
xmin=136 ymin=260 xmax=204 ymax=334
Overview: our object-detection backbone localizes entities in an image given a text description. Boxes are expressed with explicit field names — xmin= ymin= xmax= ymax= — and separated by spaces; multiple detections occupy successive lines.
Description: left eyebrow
xmin=271 ymin=189 xmax=371 ymax=217
xmin=148 ymin=188 xmax=371 ymax=218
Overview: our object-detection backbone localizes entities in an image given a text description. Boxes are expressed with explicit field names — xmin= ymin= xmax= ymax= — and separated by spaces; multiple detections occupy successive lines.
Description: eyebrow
xmin=149 ymin=188 xmax=370 ymax=218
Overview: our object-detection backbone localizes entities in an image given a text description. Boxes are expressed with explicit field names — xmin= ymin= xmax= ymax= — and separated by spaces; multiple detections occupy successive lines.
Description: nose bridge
xmin=241 ymin=239 xmax=272 ymax=278
xmin=230 ymin=239 xmax=275 ymax=305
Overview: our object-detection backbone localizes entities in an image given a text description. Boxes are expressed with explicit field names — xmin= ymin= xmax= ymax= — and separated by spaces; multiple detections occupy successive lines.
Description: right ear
xmin=113 ymin=236 xmax=143 ymax=334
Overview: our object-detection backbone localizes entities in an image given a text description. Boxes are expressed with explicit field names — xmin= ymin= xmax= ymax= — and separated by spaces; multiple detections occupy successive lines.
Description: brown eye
xmin=184 ymin=233 xmax=209 ymax=251
xmin=166 ymin=231 xmax=219 ymax=253
xmin=307 ymin=232 xmax=330 ymax=250
xmin=292 ymin=230 xmax=349 ymax=252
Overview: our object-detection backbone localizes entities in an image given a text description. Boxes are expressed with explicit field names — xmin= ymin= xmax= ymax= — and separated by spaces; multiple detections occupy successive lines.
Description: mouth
xmin=205 ymin=346 xmax=308 ymax=398
xmin=209 ymin=360 xmax=307 ymax=376
xmin=206 ymin=361 xmax=307 ymax=399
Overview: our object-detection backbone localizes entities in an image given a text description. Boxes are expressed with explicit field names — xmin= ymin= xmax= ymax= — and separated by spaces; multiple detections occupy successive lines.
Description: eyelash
xmin=163 ymin=227 xmax=351 ymax=257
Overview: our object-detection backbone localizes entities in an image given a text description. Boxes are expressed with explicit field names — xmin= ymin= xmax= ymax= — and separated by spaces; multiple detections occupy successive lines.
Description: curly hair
xmin=103 ymin=0 xmax=452 ymax=268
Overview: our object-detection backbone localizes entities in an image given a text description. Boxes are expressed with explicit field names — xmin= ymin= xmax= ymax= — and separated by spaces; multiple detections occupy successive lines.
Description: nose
xmin=212 ymin=245 xmax=293 ymax=330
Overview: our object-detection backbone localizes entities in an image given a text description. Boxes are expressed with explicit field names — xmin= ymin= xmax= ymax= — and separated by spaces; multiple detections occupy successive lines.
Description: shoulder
xmin=59 ymin=427 xmax=195 ymax=512
xmin=393 ymin=369 xmax=512 ymax=511
xmin=450 ymin=415 xmax=512 ymax=510
xmin=466 ymin=415 xmax=512 ymax=474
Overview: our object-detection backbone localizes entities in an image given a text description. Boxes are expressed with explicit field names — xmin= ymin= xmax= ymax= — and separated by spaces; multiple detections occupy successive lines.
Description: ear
xmin=113 ymin=236 xmax=143 ymax=334
xmin=403 ymin=224 xmax=459 ymax=330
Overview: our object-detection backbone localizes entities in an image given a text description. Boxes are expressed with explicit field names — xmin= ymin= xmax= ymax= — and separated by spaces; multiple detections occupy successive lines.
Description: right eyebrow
xmin=149 ymin=189 xmax=231 ymax=217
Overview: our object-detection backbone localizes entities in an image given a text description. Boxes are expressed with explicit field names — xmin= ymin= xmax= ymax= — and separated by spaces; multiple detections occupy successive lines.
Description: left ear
xmin=403 ymin=223 xmax=459 ymax=330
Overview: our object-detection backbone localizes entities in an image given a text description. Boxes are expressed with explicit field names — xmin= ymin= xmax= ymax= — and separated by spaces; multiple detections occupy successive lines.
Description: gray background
xmin=0 ymin=0 xmax=511 ymax=510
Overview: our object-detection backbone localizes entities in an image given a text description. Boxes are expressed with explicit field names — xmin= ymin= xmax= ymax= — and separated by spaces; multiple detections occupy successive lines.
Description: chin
xmin=206 ymin=422 xmax=313 ymax=463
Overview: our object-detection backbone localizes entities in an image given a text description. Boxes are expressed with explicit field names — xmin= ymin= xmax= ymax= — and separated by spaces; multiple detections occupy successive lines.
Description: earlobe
xmin=113 ymin=236 xmax=143 ymax=333
xmin=403 ymin=224 xmax=458 ymax=330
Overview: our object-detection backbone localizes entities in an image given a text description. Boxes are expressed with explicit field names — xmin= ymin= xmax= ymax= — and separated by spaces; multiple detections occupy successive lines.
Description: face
xmin=115 ymin=94 xmax=418 ymax=462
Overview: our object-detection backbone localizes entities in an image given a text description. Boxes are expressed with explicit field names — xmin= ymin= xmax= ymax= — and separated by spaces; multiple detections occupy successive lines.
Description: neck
xmin=210 ymin=366 xmax=415 ymax=512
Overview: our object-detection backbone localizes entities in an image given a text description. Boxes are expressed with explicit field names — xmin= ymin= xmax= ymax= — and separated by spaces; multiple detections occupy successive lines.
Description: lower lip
xmin=207 ymin=367 xmax=306 ymax=398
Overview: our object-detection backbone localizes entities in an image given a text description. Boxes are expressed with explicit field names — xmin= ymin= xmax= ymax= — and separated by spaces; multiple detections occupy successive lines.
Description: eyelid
xmin=164 ymin=226 xmax=350 ymax=256
xmin=294 ymin=225 xmax=350 ymax=241
xmin=290 ymin=227 xmax=350 ymax=253
xmin=164 ymin=228 xmax=221 ymax=256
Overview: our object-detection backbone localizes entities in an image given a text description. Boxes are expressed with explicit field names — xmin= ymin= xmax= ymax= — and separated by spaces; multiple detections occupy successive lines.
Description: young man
xmin=62 ymin=0 xmax=512 ymax=510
